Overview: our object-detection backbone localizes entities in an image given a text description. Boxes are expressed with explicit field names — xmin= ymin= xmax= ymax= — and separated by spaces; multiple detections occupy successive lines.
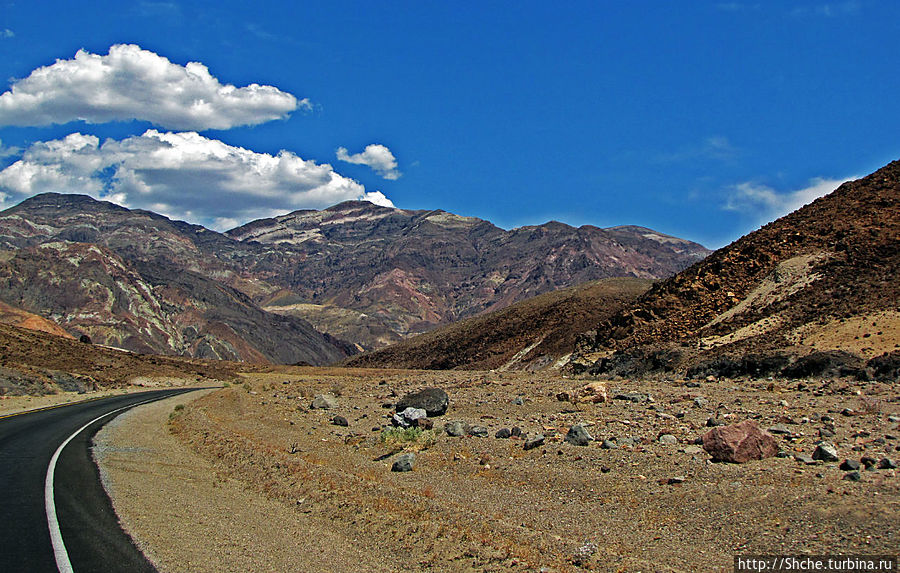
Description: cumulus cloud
xmin=0 ymin=44 xmax=304 ymax=130
xmin=723 ymin=176 xmax=855 ymax=223
xmin=0 ymin=130 xmax=394 ymax=230
xmin=337 ymin=144 xmax=401 ymax=180
xmin=1 ymin=29 xmax=14 ymax=38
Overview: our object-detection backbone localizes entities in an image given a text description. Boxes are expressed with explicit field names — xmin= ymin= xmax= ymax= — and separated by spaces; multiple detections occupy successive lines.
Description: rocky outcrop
xmin=573 ymin=159 xmax=900 ymax=376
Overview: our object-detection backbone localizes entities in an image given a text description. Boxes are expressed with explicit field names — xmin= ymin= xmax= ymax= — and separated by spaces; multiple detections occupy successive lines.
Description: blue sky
xmin=0 ymin=1 xmax=898 ymax=247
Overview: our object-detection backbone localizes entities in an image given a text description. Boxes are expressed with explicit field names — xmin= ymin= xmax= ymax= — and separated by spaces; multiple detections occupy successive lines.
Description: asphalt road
xmin=0 ymin=389 xmax=201 ymax=572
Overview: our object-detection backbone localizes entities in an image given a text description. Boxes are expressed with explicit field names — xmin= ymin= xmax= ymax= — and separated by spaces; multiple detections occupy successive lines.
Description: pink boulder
xmin=701 ymin=419 xmax=778 ymax=463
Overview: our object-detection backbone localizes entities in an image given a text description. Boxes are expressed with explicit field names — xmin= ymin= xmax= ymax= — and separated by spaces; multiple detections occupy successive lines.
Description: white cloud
xmin=0 ymin=130 xmax=394 ymax=230
xmin=337 ymin=144 xmax=401 ymax=180
xmin=1 ymin=29 xmax=14 ymax=39
xmin=0 ymin=138 xmax=20 ymax=159
xmin=0 ymin=44 xmax=304 ymax=130
xmin=723 ymin=176 xmax=855 ymax=223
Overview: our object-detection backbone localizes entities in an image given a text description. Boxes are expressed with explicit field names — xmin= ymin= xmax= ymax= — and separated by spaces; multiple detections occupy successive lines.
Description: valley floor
xmin=96 ymin=369 xmax=899 ymax=572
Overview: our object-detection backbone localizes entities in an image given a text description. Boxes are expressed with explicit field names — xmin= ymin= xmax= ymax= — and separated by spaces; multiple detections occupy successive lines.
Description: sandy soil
xmin=98 ymin=369 xmax=899 ymax=572
xmin=94 ymin=389 xmax=395 ymax=573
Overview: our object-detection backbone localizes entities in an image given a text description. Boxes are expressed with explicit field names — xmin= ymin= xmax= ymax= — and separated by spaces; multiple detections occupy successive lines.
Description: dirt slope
xmin=345 ymin=278 xmax=652 ymax=371
xmin=573 ymin=159 xmax=900 ymax=377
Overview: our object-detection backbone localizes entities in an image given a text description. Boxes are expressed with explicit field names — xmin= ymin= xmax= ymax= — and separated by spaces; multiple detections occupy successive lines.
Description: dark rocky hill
xmin=571 ymin=159 xmax=900 ymax=379
xmin=344 ymin=277 xmax=652 ymax=371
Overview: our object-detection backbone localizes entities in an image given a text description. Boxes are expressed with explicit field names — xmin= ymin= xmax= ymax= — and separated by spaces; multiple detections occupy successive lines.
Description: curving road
xmin=0 ymin=388 xmax=202 ymax=572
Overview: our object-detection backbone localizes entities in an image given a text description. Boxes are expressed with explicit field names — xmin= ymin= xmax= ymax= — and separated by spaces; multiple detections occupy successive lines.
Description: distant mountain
xmin=0 ymin=193 xmax=709 ymax=358
xmin=230 ymin=201 xmax=710 ymax=347
xmin=344 ymin=277 xmax=652 ymax=371
xmin=571 ymin=159 xmax=900 ymax=378
xmin=0 ymin=194 xmax=352 ymax=365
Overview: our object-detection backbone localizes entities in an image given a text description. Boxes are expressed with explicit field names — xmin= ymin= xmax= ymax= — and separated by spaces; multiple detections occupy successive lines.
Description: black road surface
xmin=0 ymin=389 xmax=202 ymax=572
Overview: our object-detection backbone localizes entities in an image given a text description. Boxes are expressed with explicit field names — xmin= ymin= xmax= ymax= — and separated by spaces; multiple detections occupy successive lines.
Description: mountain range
xmin=354 ymin=159 xmax=899 ymax=378
xmin=0 ymin=194 xmax=709 ymax=365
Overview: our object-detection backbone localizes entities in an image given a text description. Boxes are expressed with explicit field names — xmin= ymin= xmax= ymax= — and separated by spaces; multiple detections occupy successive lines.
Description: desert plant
xmin=380 ymin=427 xmax=438 ymax=452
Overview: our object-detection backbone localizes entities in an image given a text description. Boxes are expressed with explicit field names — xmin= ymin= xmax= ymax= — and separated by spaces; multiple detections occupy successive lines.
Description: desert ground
xmin=94 ymin=367 xmax=899 ymax=572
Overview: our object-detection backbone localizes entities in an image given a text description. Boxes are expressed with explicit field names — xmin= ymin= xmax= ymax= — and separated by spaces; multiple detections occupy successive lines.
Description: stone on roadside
xmin=444 ymin=421 xmax=468 ymax=437
xmin=601 ymin=439 xmax=617 ymax=450
xmin=331 ymin=415 xmax=349 ymax=427
xmin=524 ymin=434 xmax=545 ymax=450
xmin=310 ymin=393 xmax=338 ymax=409
xmin=510 ymin=426 xmax=523 ymax=438
xmin=614 ymin=392 xmax=650 ymax=403
xmin=396 ymin=388 xmax=449 ymax=417
xmin=565 ymin=424 xmax=592 ymax=446
xmin=767 ymin=424 xmax=791 ymax=435
xmin=812 ymin=442 xmax=839 ymax=462
xmin=658 ymin=434 xmax=678 ymax=445
xmin=392 ymin=407 xmax=427 ymax=428
xmin=877 ymin=458 xmax=898 ymax=469
xmin=842 ymin=471 xmax=862 ymax=481
xmin=701 ymin=419 xmax=778 ymax=463
xmin=391 ymin=452 xmax=415 ymax=472
xmin=839 ymin=459 xmax=860 ymax=471
xmin=495 ymin=428 xmax=512 ymax=439
xmin=574 ymin=381 xmax=608 ymax=404
xmin=468 ymin=425 xmax=489 ymax=438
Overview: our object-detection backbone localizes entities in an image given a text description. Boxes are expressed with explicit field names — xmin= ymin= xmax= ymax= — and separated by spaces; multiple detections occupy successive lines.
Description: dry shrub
xmin=380 ymin=427 xmax=438 ymax=452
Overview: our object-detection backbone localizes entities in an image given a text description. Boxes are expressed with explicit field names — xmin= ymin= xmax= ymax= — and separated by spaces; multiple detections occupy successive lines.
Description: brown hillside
xmin=345 ymin=277 xmax=651 ymax=370
xmin=573 ymin=159 xmax=900 ymax=376
xmin=0 ymin=299 xmax=73 ymax=338
xmin=0 ymin=322 xmax=238 ymax=396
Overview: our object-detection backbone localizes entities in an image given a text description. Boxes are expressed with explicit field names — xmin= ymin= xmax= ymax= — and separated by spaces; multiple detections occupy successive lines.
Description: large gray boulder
xmin=396 ymin=387 xmax=449 ymax=417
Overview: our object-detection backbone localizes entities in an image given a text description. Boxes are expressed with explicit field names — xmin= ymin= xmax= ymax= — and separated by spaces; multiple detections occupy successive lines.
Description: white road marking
xmin=44 ymin=397 xmax=161 ymax=573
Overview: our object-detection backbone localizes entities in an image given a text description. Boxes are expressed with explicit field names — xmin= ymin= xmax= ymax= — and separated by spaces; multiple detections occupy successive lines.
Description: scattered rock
xmin=888 ymin=415 xmax=900 ymax=423
xmin=706 ymin=417 xmax=725 ymax=427
xmin=415 ymin=417 xmax=434 ymax=430
xmin=658 ymin=434 xmax=678 ymax=445
xmin=310 ymin=393 xmax=338 ymax=409
xmin=682 ymin=445 xmax=703 ymax=455
xmin=667 ymin=476 xmax=686 ymax=485
xmin=693 ymin=397 xmax=709 ymax=408
xmin=685 ymin=381 xmax=701 ymax=388
xmin=614 ymin=392 xmax=650 ymax=403
xmin=556 ymin=391 xmax=571 ymax=402
xmin=812 ymin=442 xmax=840 ymax=462
xmin=391 ymin=452 xmax=415 ymax=472
xmin=574 ymin=381 xmax=608 ymax=404
xmin=601 ymin=439 xmax=618 ymax=450
xmin=510 ymin=426 xmax=523 ymax=438
xmin=468 ymin=425 xmax=489 ymax=438
xmin=877 ymin=458 xmax=898 ymax=469
xmin=524 ymin=435 xmax=545 ymax=450
xmin=767 ymin=424 xmax=791 ymax=435
xmin=572 ymin=541 xmax=598 ymax=566
xmin=819 ymin=427 xmax=836 ymax=438
xmin=843 ymin=471 xmax=862 ymax=482
xmin=794 ymin=454 xmax=815 ymax=465
xmin=495 ymin=428 xmax=512 ymax=439
xmin=444 ymin=421 xmax=468 ymax=437
xmin=396 ymin=387 xmax=449 ymax=417
xmin=511 ymin=396 xmax=525 ymax=406
xmin=839 ymin=459 xmax=860 ymax=471
xmin=565 ymin=425 xmax=592 ymax=446
xmin=701 ymin=419 xmax=778 ymax=463
xmin=392 ymin=407 xmax=427 ymax=428
xmin=861 ymin=456 xmax=878 ymax=470
xmin=331 ymin=415 xmax=349 ymax=427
